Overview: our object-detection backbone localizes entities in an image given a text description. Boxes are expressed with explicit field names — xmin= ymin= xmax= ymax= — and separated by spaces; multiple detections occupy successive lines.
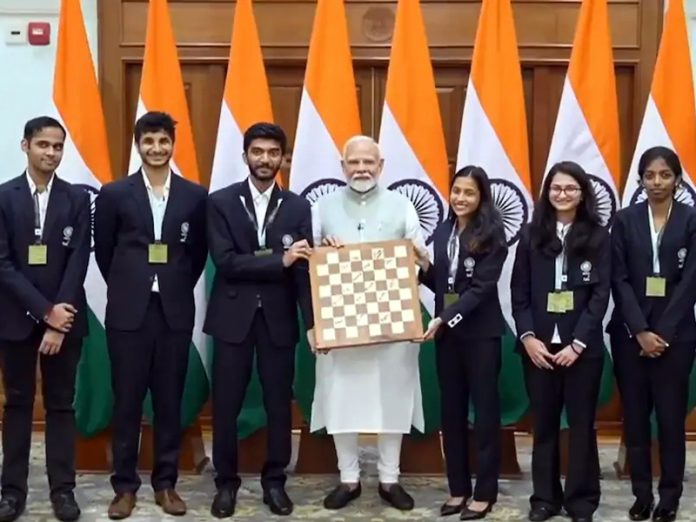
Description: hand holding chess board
xmin=309 ymin=239 xmax=424 ymax=350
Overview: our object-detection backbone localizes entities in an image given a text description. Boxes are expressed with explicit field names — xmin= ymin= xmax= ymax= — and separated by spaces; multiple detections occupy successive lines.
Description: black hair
xmin=637 ymin=146 xmax=682 ymax=181
xmin=243 ymin=122 xmax=287 ymax=155
xmin=23 ymin=116 xmax=66 ymax=142
xmin=531 ymin=161 xmax=603 ymax=258
xmin=449 ymin=165 xmax=506 ymax=253
xmin=134 ymin=111 xmax=176 ymax=143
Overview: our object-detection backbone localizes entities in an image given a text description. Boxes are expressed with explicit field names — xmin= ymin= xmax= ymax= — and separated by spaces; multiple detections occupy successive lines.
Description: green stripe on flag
xmin=74 ymin=307 xmax=113 ymax=437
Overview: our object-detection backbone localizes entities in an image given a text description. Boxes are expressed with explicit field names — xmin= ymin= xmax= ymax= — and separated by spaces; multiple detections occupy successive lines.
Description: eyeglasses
xmin=549 ymin=185 xmax=581 ymax=196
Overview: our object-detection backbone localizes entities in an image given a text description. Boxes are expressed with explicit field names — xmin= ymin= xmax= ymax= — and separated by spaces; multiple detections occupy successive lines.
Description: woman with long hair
xmin=609 ymin=146 xmax=696 ymax=522
xmin=415 ymin=166 xmax=507 ymax=519
xmin=511 ymin=161 xmax=610 ymax=522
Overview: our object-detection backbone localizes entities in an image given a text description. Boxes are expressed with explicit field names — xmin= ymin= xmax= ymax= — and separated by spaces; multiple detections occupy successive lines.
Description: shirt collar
xmin=25 ymin=170 xmax=55 ymax=195
xmin=248 ymin=177 xmax=274 ymax=203
xmin=142 ymin=169 xmax=172 ymax=196
xmin=556 ymin=221 xmax=571 ymax=239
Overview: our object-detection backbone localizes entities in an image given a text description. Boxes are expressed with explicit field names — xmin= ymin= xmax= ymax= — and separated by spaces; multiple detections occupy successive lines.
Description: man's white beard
xmin=349 ymin=176 xmax=376 ymax=193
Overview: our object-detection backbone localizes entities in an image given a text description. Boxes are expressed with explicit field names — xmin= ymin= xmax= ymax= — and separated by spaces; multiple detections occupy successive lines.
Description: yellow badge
xmin=559 ymin=290 xmax=574 ymax=312
xmin=148 ymin=243 xmax=168 ymax=264
xmin=444 ymin=292 xmax=458 ymax=307
xmin=547 ymin=292 xmax=567 ymax=314
xmin=28 ymin=244 xmax=47 ymax=265
xmin=646 ymin=276 xmax=666 ymax=297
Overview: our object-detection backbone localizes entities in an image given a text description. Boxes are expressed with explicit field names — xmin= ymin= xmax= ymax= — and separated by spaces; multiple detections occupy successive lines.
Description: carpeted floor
xmin=15 ymin=434 xmax=696 ymax=520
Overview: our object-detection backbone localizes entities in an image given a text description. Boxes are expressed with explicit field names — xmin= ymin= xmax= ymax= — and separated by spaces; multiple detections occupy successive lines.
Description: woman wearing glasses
xmin=414 ymin=166 xmax=507 ymax=520
xmin=511 ymin=162 xmax=610 ymax=522
xmin=609 ymin=146 xmax=696 ymax=522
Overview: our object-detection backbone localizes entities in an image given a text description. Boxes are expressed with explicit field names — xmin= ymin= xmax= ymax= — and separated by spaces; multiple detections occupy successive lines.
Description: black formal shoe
xmin=263 ymin=487 xmax=293 ymax=516
xmin=652 ymin=507 xmax=677 ymax=522
xmin=528 ymin=506 xmax=558 ymax=521
xmin=629 ymin=499 xmax=654 ymax=521
xmin=460 ymin=502 xmax=494 ymax=520
xmin=0 ymin=496 xmax=24 ymax=522
xmin=440 ymin=500 xmax=465 ymax=517
xmin=570 ymin=516 xmax=592 ymax=522
xmin=323 ymin=483 xmax=361 ymax=510
xmin=378 ymin=483 xmax=414 ymax=511
xmin=51 ymin=492 xmax=81 ymax=522
xmin=210 ymin=489 xmax=237 ymax=519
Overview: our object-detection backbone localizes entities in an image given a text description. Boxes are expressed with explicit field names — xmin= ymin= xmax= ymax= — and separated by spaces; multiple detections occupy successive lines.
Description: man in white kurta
xmin=310 ymin=136 xmax=425 ymax=511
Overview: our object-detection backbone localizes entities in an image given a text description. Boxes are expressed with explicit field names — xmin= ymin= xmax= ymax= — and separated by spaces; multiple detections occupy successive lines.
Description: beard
xmin=249 ymin=163 xmax=280 ymax=181
xmin=349 ymin=176 xmax=376 ymax=193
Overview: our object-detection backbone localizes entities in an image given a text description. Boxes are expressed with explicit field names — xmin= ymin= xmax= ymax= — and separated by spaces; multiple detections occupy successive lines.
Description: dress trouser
xmin=108 ymin=293 xmax=191 ymax=494
xmin=212 ymin=310 xmax=295 ymax=492
xmin=436 ymin=335 xmax=501 ymax=502
xmin=611 ymin=332 xmax=695 ymax=510
xmin=333 ymin=433 xmax=402 ymax=484
xmin=523 ymin=346 xmax=603 ymax=517
xmin=0 ymin=329 xmax=82 ymax=501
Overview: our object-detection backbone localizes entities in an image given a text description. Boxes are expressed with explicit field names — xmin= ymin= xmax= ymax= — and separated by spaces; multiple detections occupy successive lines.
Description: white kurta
xmin=310 ymin=185 xmax=426 ymax=434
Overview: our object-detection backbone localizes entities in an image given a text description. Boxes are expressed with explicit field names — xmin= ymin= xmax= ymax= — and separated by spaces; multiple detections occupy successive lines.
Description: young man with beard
xmin=205 ymin=122 xmax=314 ymax=518
xmin=94 ymin=112 xmax=208 ymax=519
xmin=0 ymin=116 xmax=90 ymax=522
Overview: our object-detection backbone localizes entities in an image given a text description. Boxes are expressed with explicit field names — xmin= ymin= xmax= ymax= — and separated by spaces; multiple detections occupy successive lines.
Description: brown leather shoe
xmin=154 ymin=489 xmax=187 ymax=516
xmin=108 ymin=493 xmax=136 ymax=520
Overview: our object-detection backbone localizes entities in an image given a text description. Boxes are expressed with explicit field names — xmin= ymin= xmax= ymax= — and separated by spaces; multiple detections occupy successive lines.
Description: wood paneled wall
xmin=97 ymin=0 xmax=663 ymax=432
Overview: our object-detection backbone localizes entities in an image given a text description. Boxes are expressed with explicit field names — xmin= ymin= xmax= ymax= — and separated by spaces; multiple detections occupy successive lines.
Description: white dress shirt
xmin=248 ymin=178 xmax=274 ymax=247
xmin=25 ymin=171 xmax=55 ymax=238
xmin=143 ymin=171 xmax=171 ymax=292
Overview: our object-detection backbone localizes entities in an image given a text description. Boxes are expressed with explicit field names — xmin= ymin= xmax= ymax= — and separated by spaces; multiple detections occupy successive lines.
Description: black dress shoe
xmin=263 ymin=487 xmax=293 ymax=516
xmin=629 ymin=499 xmax=654 ymax=521
xmin=652 ymin=507 xmax=677 ymax=522
xmin=210 ymin=489 xmax=237 ymax=519
xmin=0 ymin=496 xmax=24 ymax=522
xmin=460 ymin=502 xmax=493 ymax=520
xmin=570 ymin=516 xmax=592 ymax=522
xmin=51 ymin=492 xmax=81 ymax=522
xmin=440 ymin=500 xmax=465 ymax=517
xmin=528 ymin=505 xmax=558 ymax=521
xmin=323 ymin=483 xmax=361 ymax=510
xmin=378 ymin=483 xmax=414 ymax=511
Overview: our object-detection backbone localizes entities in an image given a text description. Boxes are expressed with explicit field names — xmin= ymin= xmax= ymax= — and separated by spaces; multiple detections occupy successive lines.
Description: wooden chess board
xmin=309 ymin=239 xmax=424 ymax=350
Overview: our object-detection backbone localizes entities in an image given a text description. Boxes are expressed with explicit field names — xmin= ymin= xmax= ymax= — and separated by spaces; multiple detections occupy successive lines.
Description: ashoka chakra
xmin=588 ymin=174 xmax=617 ymax=226
xmin=490 ymin=179 xmax=528 ymax=246
xmin=629 ymin=183 xmax=696 ymax=207
xmin=300 ymin=179 xmax=346 ymax=205
xmin=388 ymin=179 xmax=444 ymax=245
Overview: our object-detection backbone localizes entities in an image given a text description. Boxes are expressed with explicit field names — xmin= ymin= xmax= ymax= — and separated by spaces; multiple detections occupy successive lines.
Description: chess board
xmin=309 ymin=239 xmax=424 ymax=350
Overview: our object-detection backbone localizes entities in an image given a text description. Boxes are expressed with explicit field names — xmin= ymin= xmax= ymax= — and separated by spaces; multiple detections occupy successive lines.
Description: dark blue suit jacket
xmin=0 ymin=174 xmax=90 ymax=341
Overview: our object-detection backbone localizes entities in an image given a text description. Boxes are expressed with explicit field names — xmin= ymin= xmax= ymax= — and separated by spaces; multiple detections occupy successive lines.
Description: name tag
xmin=547 ymin=291 xmax=574 ymax=313
xmin=148 ymin=243 xmax=168 ymax=264
xmin=444 ymin=292 xmax=458 ymax=307
xmin=28 ymin=244 xmax=47 ymax=265
xmin=646 ymin=276 xmax=666 ymax=297
xmin=254 ymin=248 xmax=273 ymax=257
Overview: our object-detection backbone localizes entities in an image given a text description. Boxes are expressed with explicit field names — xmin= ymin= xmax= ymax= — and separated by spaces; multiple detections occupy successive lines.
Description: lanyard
xmin=241 ymin=196 xmax=282 ymax=247
xmin=447 ymin=223 xmax=459 ymax=290
xmin=648 ymin=204 xmax=672 ymax=275
xmin=32 ymin=190 xmax=43 ymax=244
xmin=555 ymin=224 xmax=570 ymax=291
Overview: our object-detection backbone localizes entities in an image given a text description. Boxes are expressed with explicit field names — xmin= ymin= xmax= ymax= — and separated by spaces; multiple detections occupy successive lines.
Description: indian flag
xmin=377 ymin=0 xmax=448 ymax=433
xmin=129 ymin=0 xmax=208 ymax=426
xmin=209 ymin=0 xmax=273 ymax=438
xmin=544 ymin=0 xmax=620 ymax=223
xmin=456 ymin=0 xmax=532 ymax=424
xmin=622 ymin=0 xmax=696 ymax=207
xmin=287 ymin=0 xmax=361 ymax=421
xmin=53 ymin=0 xmax=114 ymax=436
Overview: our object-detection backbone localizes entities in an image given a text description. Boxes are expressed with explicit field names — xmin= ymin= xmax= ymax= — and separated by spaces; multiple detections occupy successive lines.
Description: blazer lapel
xmin=12 ymin=175 xmax=36 ymax=243
xmin=43 ymin=177 xmax=68 ymax=243
xmin=659 ymin=201 xmax=685 ymax=270
xmin=635 ymin=202 xmax=653 ymax=269
xmin=161 ymin=172 xmax=180 ymax=243
xmin=263 ymin=184 xmax=282 ymax=233
xmin=237 ymin=181 xmax=260 ymax=249
xmin=130 ymin=170 xmax=155 ymax=241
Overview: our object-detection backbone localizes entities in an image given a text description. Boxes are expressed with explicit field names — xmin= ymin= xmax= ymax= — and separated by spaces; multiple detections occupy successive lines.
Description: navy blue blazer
xmin=94 ymin=170 xmax=208 ymax=332
xmin=511 ymin=223 xmax=610 ymax=358
xmin=0 ymin=174 xmax=90 ymax=341
xmin=204 ymin=180 xmax=314 ymax=347
xmin=608 ymin=201 xmax=696 ymax=344
xmin=419 ymin=218 xmax=507 ymax=340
